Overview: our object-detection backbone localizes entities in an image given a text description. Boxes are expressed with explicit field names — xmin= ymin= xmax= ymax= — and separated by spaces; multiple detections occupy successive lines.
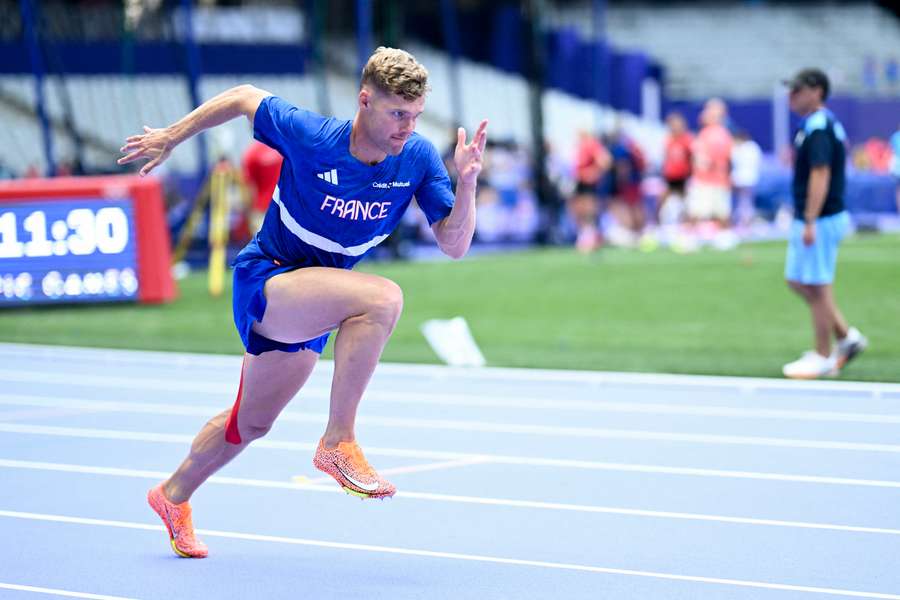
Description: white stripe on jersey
xmin=272 ymin=186 xmax=389 ymax=257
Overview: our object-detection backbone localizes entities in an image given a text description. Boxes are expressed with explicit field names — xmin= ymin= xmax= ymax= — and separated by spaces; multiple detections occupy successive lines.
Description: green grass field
xmin=1 ymin=234 xmax=898 ymax=382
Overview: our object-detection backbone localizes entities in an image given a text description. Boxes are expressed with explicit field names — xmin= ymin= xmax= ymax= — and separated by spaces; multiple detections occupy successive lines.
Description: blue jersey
xmin=891 ymin=131 xmax=900 ymax=177
xmin=251 ymin=95 xmax=455 ymax=268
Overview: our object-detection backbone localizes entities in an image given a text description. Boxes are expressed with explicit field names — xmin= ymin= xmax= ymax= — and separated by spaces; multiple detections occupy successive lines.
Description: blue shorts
xmin=232 ymin=239 xmax=331 ymax=355
xmin=784 ymin=211 xmax=850 ymax=285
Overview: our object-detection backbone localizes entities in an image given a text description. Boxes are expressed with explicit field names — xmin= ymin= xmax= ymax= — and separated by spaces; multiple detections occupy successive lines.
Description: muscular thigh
xmin=238 ymin=349 xmax=319 ymax=422
xmin=253 ymin=267 xmax=399 ymax=344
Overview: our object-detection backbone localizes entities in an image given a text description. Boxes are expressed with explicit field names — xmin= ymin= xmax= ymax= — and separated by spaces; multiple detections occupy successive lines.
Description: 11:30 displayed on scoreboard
xmin=0 ymin=198 xmax=140 ymax=305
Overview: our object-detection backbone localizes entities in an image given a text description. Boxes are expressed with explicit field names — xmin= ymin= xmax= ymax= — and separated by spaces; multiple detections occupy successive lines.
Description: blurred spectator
xmin=486 ymin=139 xmax=526 ymax=212
xmin=730 ymin=129 xmax=762 ymax=228
xmin=0 ymin=161 xmax=14 ymax=180
xmin=851 ymin=138 xmax=892 ymax=173
xmin=659 ymin=112 xmax=693 ymax=227
xmin=603 ymin=128 xmax=647 ymax=240
xmin=891 ymin=124 xmax=900 ymax=213
xmin=472 ymin=139 xmax=538 ymax=243
xmin=687 ymin=98 xmax=734 ymax=228
xmin=242 ymin=140 xmax=283 ymax=234
xmin=569 ymin=130 xmax=611 ymax=253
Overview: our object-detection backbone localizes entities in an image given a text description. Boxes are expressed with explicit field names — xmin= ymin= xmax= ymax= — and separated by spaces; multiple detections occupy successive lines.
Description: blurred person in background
xmin=780 ymin=68 xmax=867 ymax=380
xmin=850 ymin=137 xmax=892 ymax=173
xmin=118 ymin=47 xmax=488 ymax=558
xmin=687 ymin=98 xmax=733 ymax=230
xmin=242 ymin=140 xmax=283 ymax=235
xmin=659 ymin=112 xmax=693 ymax=227
xmin=891 ymin=123 xmax=900 ymax=212
xmin=570 ymin=129 xmax=611 ymax=253
xmin=730 ymin=129 xmax=762 ymax=229
xmin=603 ymin=128 xmax=647 ymax=242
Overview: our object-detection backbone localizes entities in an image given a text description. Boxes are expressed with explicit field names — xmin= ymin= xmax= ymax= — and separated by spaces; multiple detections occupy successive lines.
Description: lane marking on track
xmin=298 ymin=456 xmax=491 ymax=485
xmin=0 ymin=582 xmax=140 ymax=600
xmin=4 ymin=392 xmax=900 ymax=424
xmin=3 ymin=458 xmax=900 ymax=537
xmin=2 ymin=407 xmax=900 ymax=453
xmin=1 ymin=343 xmax=897 ymax=397
xmin=3 ymin=423 xmax=900 ymax=488
xmin=3 ymin=510 xmax=900 ymax=599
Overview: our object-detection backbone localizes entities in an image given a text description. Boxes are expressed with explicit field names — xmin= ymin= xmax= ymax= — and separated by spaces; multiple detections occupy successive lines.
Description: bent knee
xmin=366 ymin=279 xmax=404 ymax=325
xmin=240 ymin=420 xmax=273 ymax=442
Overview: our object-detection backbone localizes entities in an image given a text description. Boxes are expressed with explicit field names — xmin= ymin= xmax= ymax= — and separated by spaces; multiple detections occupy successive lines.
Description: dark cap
xmin=783 ymin=68 xmax=830 ymax=99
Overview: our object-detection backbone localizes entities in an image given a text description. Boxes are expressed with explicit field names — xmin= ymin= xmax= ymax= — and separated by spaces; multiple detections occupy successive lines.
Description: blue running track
xmin=1 ymin=343 xmax=900 ymax=600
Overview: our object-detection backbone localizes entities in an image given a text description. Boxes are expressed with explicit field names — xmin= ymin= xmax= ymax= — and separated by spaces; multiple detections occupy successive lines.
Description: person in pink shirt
xmin=687 ymin=98 xmax=733 ymax=227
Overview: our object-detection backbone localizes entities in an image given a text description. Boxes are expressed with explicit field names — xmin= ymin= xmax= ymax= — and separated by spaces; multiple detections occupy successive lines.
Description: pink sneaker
xmin=147 ymin=484 xmax=208 ymax=558
xmin=313 ymin=439 xmax=396 ymax=499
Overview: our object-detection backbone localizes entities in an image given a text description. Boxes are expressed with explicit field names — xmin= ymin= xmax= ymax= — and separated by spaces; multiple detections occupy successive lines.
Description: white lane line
xmin=1 ymin=397 xmax=899 ymax=453
xmin=2 ymin=342 xmax=898 ymax=397
xmin=0 ymin=583 xmax=139 ymax=600
xmin=3 ymin=510 xmax=900 ymax=599
xmin=0 ymin=408 xmax=95 ymax=422
xmin=0 ymin=370 xmax=236 ymax=395
xmin=4 ymin=458 xmax=900 ymax=537
xmin=3 ymin=423 xmax=900 ymax=489
xmin=6 ymin=392 xmax=900 ymax=424
xmin=300 ymin=457 xmax=491 ymax=485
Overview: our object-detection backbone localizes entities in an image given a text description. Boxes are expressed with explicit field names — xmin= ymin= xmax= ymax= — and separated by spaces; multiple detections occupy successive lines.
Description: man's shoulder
xmin=399 ymin=133 xmax=441 ymax=163
xmin=803 ymin=110 xmax=830 ymax=134
xmin=406 ymin=132 xmax=437 ymax=150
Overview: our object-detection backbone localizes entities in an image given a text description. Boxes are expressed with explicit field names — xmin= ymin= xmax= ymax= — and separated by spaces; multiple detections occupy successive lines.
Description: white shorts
xmin=687 ymin=182 xmax=731 ymax=221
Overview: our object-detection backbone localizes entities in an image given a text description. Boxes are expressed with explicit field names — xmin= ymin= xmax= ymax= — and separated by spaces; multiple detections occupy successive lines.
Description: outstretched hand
xmin=117 ymin=126 xmax=174 ymax=177
xmin=454 ymin=119 xmax=488 ymax=186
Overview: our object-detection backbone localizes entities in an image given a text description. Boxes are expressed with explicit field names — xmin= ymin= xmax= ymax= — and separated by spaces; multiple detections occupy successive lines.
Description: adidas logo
xmin=317 ymin=169 xmax=339 ymax=185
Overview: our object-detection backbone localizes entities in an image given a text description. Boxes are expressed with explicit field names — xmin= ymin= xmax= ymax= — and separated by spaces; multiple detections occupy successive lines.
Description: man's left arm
xmin=803 ymin=128 xmax=834 ymax=246
xmin=432 ymin=120 xmax=488 ymax=259
xmin=803 ymin=165 xmax=830 ymax=245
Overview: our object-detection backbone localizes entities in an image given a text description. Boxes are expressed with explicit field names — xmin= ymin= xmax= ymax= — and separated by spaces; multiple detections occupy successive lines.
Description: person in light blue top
xmin=890 ymin=123 xmax=900 ymax=213
xmin=780 ymin=68 xmax=867 ymax=381
xmin=119 ymin=47 xmax=488 ymax=557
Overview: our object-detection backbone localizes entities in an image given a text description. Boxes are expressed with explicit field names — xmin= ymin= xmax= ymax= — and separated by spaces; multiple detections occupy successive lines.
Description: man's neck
xmin=350 ymin=116 xmax=386 ymax=165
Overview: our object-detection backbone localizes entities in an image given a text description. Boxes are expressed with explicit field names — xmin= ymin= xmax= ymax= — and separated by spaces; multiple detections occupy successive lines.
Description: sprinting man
xmin=118 ymin=47 xmax=488 ymax=558
xmin=781 ymin=68 xmax=867 ymax=379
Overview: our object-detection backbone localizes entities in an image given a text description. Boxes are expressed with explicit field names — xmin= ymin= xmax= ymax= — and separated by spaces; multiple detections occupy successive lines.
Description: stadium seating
xmin=548 ymin=3 xmax=900 ymax=99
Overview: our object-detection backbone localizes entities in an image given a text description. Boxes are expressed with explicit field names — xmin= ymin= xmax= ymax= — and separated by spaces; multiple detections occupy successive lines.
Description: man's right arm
xmin=118 ymin=84 xmax=271 ymax=176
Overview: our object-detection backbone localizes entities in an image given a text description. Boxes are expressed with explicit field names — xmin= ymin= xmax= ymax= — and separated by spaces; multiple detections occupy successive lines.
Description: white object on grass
xmin=420 ymin=317 xmax=486 ymax=367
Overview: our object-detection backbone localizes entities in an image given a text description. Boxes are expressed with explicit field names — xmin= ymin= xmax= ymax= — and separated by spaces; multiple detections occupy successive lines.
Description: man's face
xmin=359 ymin=87 xmax=425 ymax=156
xmin=667 ymin=115 xmax=685 ymax=135
xmin=788 ymin=85 xmax=821 ymax=115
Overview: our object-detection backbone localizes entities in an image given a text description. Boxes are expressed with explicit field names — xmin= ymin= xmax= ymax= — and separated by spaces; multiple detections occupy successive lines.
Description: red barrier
xmin=0 ymin=175 xmax=176 ymax=304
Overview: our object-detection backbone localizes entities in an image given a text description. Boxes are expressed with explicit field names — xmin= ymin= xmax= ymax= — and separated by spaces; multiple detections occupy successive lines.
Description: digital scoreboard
xmin=0 ymin=176 xmax=176 ymax=306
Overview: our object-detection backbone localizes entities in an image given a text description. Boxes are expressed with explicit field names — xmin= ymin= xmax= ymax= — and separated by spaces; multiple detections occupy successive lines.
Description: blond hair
xmin=360 ymin=47 xmax=430 ymax=101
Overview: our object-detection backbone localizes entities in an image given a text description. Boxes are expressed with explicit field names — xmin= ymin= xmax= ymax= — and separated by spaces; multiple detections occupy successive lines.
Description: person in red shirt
xmin=662 ymin=113 xmax=693 ymax=201
xmin=570 ymin=130 xmax=611 ymax=252
xmin=242 ymin=140 xmax=283 ymax=234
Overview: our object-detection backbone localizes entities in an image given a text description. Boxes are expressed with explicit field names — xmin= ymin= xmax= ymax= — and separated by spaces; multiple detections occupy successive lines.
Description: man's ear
xmin=359 ymin=88 xmax=371 ymax=110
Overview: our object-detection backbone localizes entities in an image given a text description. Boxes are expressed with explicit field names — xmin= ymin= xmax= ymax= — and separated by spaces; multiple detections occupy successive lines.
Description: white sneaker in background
xmin=783 ymin=351 xmax=838 ymax=380
xmin=833 ymin=327 xmax=869 ymax=369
